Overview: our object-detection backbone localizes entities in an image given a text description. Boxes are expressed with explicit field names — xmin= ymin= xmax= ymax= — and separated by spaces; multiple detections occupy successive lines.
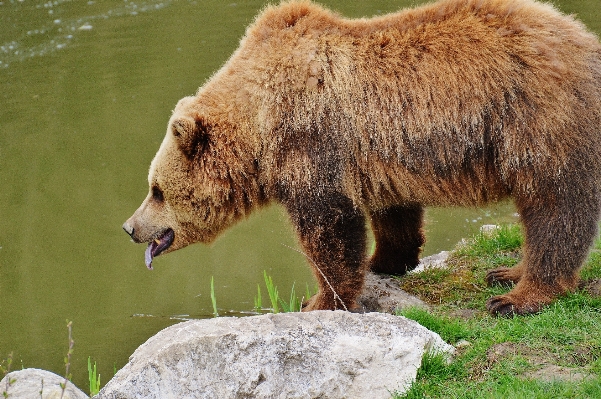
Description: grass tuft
xmin=279 ymin=282 xmax=302 ymax=313
xmin=416 ymin=350 xmax=453 ymax=383
xmin=254 ymin=284 xmax=262 ymax=312
xmin=257 ymin=271 xmax=316 ymax=313
xmin=455 ymin=224 xmax=523 ymax=257
xmin=263 ymin=271 xmax=280 ymax=314
xmin=88 ymin=357 xmax=100 ymax=396
xmin=398 ymin=307 xmax=469 ymax=344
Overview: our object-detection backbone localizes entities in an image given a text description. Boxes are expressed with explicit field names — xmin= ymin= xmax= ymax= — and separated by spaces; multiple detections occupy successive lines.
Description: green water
xmin=0 ymin=0 xmax=598 ymax=391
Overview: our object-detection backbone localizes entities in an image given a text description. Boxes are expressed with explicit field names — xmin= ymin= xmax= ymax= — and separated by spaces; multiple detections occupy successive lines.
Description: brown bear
xmin=123 ymin=0 xmax=601 ymax=316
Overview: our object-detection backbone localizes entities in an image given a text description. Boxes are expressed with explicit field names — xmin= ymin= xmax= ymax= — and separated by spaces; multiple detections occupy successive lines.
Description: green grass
xmin=258 ymin=271 xmax=313 ymax=313
xmin=210 ymin=276 xmax=219 ymax=317
xmin=455 ymin=224 xmax=523 ymax=257
xmin=88 ymin=357 xmax=100 ymax=396
xmin=254 ymin=284 xmax=263 ymax=312
xmin=393 ymin=224 xmax=601 ymax=399
xmin=279 ymin=282 xmax=302 ymax=313
xmin=263 ymin=271 xmax=281 ymax=314
xmin=395 ymin=303 xmax=601 ymax=398
xmin=399 ymin=307 xmax=469 ymax=344
xmin=210 ymin=272 xmax=313 ymax=316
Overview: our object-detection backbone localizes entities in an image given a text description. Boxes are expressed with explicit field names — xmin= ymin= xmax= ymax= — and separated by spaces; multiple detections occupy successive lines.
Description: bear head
xmin=123 ymin=96 xmax=261 ymax=269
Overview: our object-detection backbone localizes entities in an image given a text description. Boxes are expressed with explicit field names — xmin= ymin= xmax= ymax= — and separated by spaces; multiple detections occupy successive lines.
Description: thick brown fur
xmin=124 ymin=0 xmax=601 ymax=315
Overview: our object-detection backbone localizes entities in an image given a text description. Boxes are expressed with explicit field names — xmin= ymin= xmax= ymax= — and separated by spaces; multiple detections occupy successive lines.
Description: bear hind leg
xmin=368 ymin=204 xmax=425 ymax=276
xmin=486 ymin=186 xmax=600 ymax=316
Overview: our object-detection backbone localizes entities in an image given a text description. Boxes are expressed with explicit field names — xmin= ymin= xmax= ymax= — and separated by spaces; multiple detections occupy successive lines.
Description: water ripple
xmin=0 ymin=0 xmax=172 ymax=69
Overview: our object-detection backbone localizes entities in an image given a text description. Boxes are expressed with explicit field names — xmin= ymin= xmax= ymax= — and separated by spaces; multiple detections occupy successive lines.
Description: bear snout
xmin=122 ymin=221 xmax=136 ymax=240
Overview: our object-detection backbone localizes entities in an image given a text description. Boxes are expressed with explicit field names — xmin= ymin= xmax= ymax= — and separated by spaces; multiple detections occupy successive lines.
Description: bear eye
xmin=151 ymin=185 xmax=164 ymax=203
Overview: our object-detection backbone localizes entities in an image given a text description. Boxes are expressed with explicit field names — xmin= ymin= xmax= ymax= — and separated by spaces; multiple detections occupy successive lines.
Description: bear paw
xmin=486 ymin=294 xmax=545 ymax=317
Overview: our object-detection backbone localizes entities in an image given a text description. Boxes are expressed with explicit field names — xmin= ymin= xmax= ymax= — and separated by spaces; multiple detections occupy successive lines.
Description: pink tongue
xmin=143 ymin=229 xmax=174 ymax=270
xmin=145 ymin=242 xmax=157 ymax=270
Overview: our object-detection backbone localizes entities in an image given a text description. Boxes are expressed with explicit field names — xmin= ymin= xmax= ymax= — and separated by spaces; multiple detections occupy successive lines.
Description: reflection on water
xmin=0 ymin=0 xmax=598 ymax=390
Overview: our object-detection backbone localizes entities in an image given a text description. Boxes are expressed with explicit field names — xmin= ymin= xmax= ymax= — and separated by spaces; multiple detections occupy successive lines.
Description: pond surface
xmin=1 ymin=0 xmax=599 ymax=391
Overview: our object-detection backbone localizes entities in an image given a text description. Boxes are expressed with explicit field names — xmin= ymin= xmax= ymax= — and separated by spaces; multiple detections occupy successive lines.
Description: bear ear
xmin=172 ymin=117 xmax=195 ymax=138
xmin=171 ymin=116 xmax=209 ymax=159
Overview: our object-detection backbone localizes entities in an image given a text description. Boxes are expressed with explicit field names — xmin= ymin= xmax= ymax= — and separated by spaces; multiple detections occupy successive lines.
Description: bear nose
xmin=122 ymin=221 xmax=135 ymax=238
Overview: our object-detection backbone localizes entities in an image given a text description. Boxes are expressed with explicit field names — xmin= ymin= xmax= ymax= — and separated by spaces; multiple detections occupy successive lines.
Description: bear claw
xmin=485 ymin=267 xmax=521 ymax=287
xmin=486 ymin=295 xmax=542 ymax=317
xmin=486 ymin=296 xmax=517 ymax=317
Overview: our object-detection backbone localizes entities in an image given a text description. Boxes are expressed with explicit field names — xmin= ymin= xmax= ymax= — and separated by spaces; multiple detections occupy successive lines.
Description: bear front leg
xmin=284 ymin=191 xmax=367 ymax=311
xmin=368 ymin=204 xmax=425 ymax=276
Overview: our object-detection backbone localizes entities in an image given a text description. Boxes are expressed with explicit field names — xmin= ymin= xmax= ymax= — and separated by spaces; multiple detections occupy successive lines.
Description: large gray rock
xmin=0 ymin=368 xmax=88 ymax=399
xmin=96 ymin=311 xmax=453 ymax=399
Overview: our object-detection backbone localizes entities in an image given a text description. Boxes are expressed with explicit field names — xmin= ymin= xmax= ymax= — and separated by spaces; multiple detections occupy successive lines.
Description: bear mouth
xmin=144 ymin=228 xmax=175 ymax=270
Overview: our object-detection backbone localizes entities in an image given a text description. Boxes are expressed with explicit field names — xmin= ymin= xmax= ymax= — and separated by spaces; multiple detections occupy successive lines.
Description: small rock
xmin=358 ymin=272 xmax=429 ymax=313
xmin=455 ymin=339 xmax=472 ymax=349
xmin=412 ymin=251 xmax=450 ymax=273
xmin=0 ymin=368 xmax=88 ymax=399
